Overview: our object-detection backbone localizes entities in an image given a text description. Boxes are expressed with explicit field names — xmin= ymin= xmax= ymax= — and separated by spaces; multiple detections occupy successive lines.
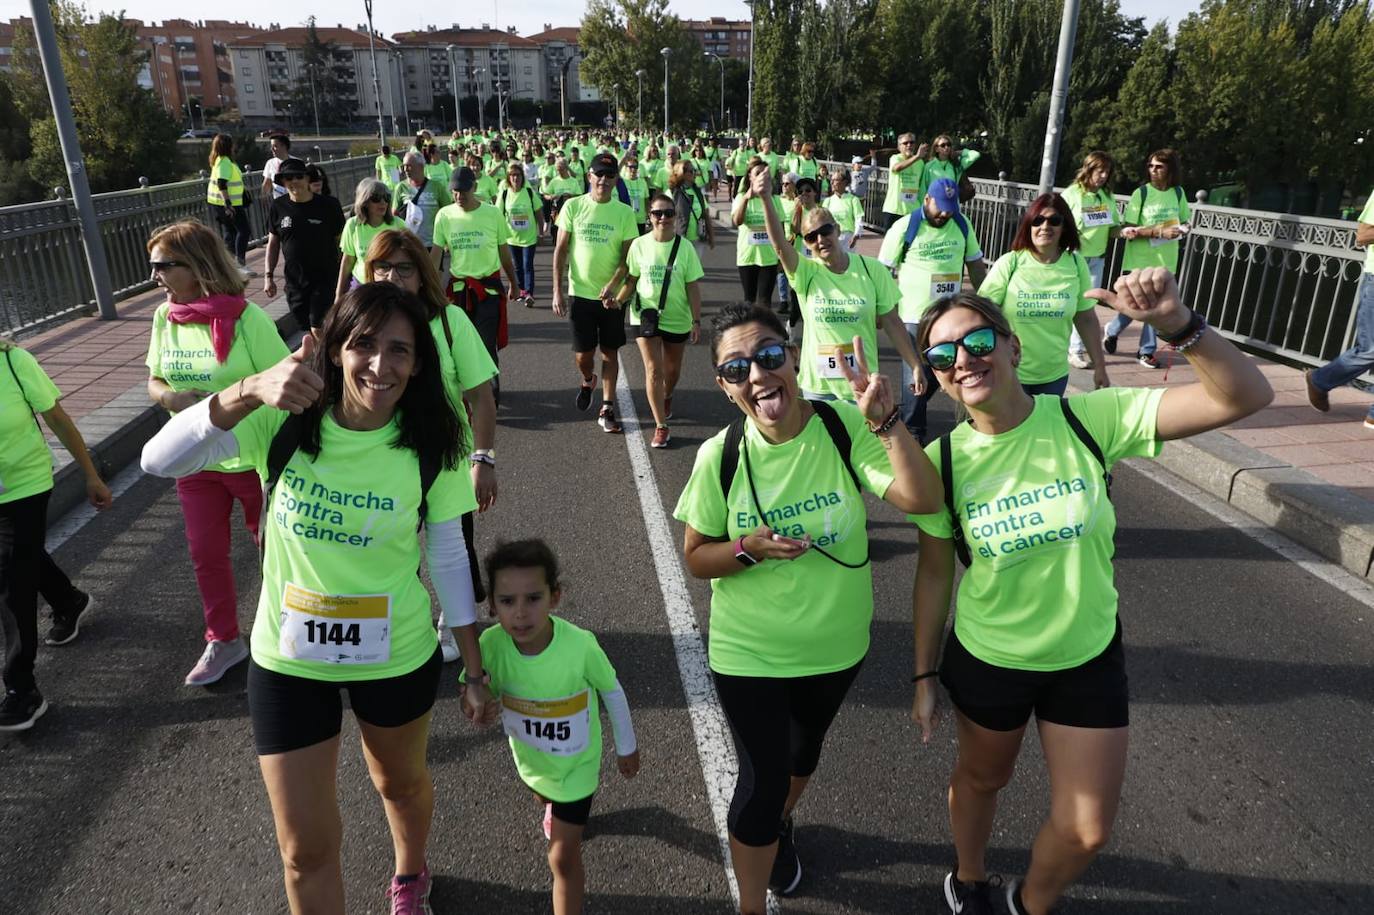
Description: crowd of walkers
xmin=4 ymin=120 xmax=1373 ymax=915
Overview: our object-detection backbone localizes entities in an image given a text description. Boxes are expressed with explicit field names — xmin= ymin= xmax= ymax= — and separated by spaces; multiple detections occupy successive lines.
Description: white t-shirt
xmin=262 ymin=157 xmax=289 ymax=198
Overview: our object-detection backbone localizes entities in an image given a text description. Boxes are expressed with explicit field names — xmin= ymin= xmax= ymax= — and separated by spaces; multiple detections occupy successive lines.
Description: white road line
xmin=615 ymin=374 xmax=780 ymax=915
xmin=1123 ymin=456 xmax=1374 ymax=612
xmin=46 ymin=462 xmax=147 ymax=552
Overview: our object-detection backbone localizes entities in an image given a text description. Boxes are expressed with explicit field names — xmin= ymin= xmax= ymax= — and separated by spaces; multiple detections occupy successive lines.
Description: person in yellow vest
xmin=206 ymin=134 xmax=251 ymax=276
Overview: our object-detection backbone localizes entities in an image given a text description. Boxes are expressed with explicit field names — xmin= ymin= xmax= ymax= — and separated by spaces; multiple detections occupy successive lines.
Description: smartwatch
xmin=733 ymin=535 xmax=759 ymax=567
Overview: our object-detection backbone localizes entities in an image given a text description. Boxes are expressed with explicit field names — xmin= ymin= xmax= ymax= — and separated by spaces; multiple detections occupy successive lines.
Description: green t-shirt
xmin=145 ymin=302 xmax=290 ymax=474
xmin=672 ymin=401 xmax=896 ymax=677
xmin=375 ymin=154 xmax=403 ymax=189
xmin=339 ymin=217 xmax=397 ymax=282
xmin=556 ymin=195 xmax=639 ymax=298
xmin=424 ymin=161 xmax=453 ymax=188
xmin=474 ymin=173 xmax=499 ymax=205
xmin=430 ymin=304 xmax=498 ymax=456
xmin=0 ymin=346 xmax=59 ymax=505
xmin=482 ymin=616 xmax=619 ymax=802
xmin=624 ymin=234 xmax=704 ymax=333
xmin=432 ymin=202 xmax=511 ymax=279
xmin=391 ymin=180 xmax=453 ymax=247
xmin=644 ymin=160 xmax=667 ymax=191
xmin=495 ymin=184 xmax=541 ymax=248
xmin=207 ymin=157 xmax=243 ymax=206
xmin=544 ymin=174 xmax=583 ymax=200
xmin=794 ymin=158 xmax=820 ymax=181
xmin=567 ymin=159 xmax=587 ymax=185
xmin=1122 ymin=184 xmax=1191 ymax=272
xmin=1359 ymin=193 xmax=1374 ymax=274
xmin=920 ymin=149 xmax=980 ymax=195
xmin=978 ymin=249 xmax=1095 ymax=385
xmin=1062 ymin=183 xmax=1118 ymax=258
xmin=786 ymin=254 xmax=900 ymax=399
xmin=678 ymin=185 xmax=708 ymax=242
xmin=623 ymin=176 xmax=650 ymax=223
xmin=826 ymin=192 xmax=865 ymax=236
xmin=911 ymin=388 xmax=1163 ymax=671
xmin=734 ymin=195 xmax=784 ymax=267
xmin=728 ymin=148 xmax=750 ymax=176
xmin=878 ymin=215 xmax=984 ymax=322
xmin=232 ymin=408 xmax=477 ymax=681
xmin=758 ymin=150 xmax=780 ymax=178
xmin=882 ymin=154 xmax=924 ymax=216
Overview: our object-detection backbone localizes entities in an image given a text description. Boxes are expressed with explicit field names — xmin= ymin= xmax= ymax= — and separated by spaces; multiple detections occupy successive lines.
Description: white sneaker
xmin=185 ymin=638 xmax=249 ymax=686
xmin=438 ymin=623 xmax=460 ymax=663
xmin=1067 ymin=351 xmax=1093 ymax=369
xmin=237 ymin=264 xmax=257 ymax=278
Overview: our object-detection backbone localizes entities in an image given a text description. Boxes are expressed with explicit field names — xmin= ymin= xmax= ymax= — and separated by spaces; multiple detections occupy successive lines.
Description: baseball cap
xmin=450 ymin=166 xmax=477 ymax=192
xmin=926 ymin=177 xmax=961 ymax=215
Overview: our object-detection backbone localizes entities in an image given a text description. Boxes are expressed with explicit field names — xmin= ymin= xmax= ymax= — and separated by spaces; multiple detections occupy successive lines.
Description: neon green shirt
xmin=556 ymin=195 xmax=639 ymax=298
xmin=482 ymin=616 xmax=620 ymax=802
xmin=474 ymin=173 xmax=499 ymax=204
xmin=432 ymin=202 xmax=511 ymax=279
xmin=495 ymin=184 xmax=541 ymax=248
xmin=0 ymin=346 xmax=59 ymax=505
xmin=339 ymin=217 xmax=397 ymax=283
xmin=911 ymin=389 xmax=1164 ymax=671
xmin=978 ymin=249 xmax=1094 ymax=385
xmin=921 ymin=149 xmax=980 ymax=194
xmin=883 ymin=153 xmax=924 ymax=216
xmin=624 ymin=234 xmax=704 ymax=333
xmin=622 ymin=176 xmax=650 ymax=223
xmin=375 ymin=154 xmax=403 ymax=189
xmin=232 ymin=408 xmax=477 ymax=681
xmin=424 ymin=161 xmax=453 ymax=188
xmin=1062 ymin=183 xmax=1118 ymax=258
xmin=786 ymin=254 xmax=900 ymax=399
xmin=543 ymin=175 xmax=583 ymax=200
xmin=1122 ymin=184 xmax=1190 ymax=272
xmin=430 ymin=304 xmax=498 ymax=456
xmin=758 ymin=150 xmax=780 ymax=178
xmin=1359 ymin=193 xmax=1373 ymax=273
xmin=672 ymin=401 xmax=896 ymax=677
xmin=207 ymin=156 xmax=243 ymax=206
xmin=691 ymin=157 xmax=711 ymax=188
xmin=794 ymin=157 xmax=820 ymax=181
xmin=734 ymin=195 xmax=784 ymax=267
xmin=878 ymin=214 xmax=984 ymax=322
xmin=826 ymin=192 xmax=865 ymax=236
xmin=145 ymin=302 xmax=290 ymax=474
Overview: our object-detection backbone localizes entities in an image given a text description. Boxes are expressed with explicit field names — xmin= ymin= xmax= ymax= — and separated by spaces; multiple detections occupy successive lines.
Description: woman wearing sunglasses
xmin=921 ymin=134 xmax=980 ymax=197
xmin=674 ymin=303 xmax=942 ymax=913
xmin=978 ymin=193 xmax=1111 ymax=396
xmin=336 ymin=178 xmax=402 ymax=303
xmin=910 ymin=271 xmax=1271 ymax=915
xmin=748 ymin=167 xmax=921 ymax=402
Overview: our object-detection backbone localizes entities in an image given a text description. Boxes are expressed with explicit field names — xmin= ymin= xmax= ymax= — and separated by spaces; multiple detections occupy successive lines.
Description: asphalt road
xmin=3 ymin=213 xmax=1373 ymax=915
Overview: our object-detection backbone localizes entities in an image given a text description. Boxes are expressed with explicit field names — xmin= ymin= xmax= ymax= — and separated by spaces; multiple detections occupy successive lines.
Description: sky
xmin=0 ymin=0 xmax=1205 ymax=38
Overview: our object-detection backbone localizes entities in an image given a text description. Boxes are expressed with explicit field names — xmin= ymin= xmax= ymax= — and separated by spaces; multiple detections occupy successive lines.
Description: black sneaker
xmin=1137 ymin=351 xmax=1161 ymax=369
xmin=1101 ymin=331 xmax=1118 ymax=355
xmin=768 ymin=816 xmax=802 ymax=896
xmin=0 ymin=689 xmax=48 ymax=733
xmin=575 ymin=374 xmax=597 ymax=412
xmin=943 ymin=871 xmax=1001 ymax=914
xmin=46 ymin=591 xmax=93 ymax=646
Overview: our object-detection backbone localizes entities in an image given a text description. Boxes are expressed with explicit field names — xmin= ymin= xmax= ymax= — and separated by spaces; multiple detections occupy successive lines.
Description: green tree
xmin=10 ymin=0 xmax=181 ymax=193
xmin=1293 ymin=2 xmax=1374 ymax=208
xmin=0 ymin=74 xmax=42 ymax=205
xmin=1083 ymin=21 xmax=1177 ymax=189
xmin=289 ymin=19 xmax=353 ymax=130
xmin=579 ymin=0 xmax=710 ymax=131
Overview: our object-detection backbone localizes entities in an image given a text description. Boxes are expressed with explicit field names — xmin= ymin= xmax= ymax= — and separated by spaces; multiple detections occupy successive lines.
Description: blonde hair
xmin=362 ymin=229 xmax=449 ymax=321
xmin=1073 ymin=151 xmax=1115 ymax=189
xmin=353 ymin=178 xmax=395 ymax=221
xmin=146 ymin=221 xmax=245 ymax=297
xmin=668 ymin=159 xmax=696 ymax=191
xmin=799 ymin=206 xmax=836 ymax=235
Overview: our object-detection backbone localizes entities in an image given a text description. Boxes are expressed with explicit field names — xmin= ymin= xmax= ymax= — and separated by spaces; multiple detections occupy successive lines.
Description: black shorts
xmin=535 ymin=791 xmax=596 ymax=827
xmin=247 ymin=646 xmax=444 ymax=755
xmin=285 ymin=279 xmax=335 ymax=330
xmin=940 ymin=619 xmax=1128 ymax=732
xmin=570 ymin=296 xmax=626 ymax=353
xmin=634 ymin=325 xmax=691 ymax=344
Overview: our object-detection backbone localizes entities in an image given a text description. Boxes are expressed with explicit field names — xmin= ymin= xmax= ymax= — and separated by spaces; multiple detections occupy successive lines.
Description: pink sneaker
xmin=386 ymin=865 xmax=433 ymax=915
xmin=542 ymin=802 xmax=553 ymax=840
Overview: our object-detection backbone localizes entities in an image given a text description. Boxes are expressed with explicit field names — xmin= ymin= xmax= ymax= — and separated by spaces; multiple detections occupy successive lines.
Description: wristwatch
xmin=470 ymin=449 xmax=496 ymax=467
xmin=733 ymin=535 xmax=759 ymax=567
xmin=462 ymin=669 xmax=490 ymax=686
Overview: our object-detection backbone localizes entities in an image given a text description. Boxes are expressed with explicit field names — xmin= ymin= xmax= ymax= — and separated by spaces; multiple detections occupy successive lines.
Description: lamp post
xmin=704 ymin=51 xmax=724 ymax=130
xmin=744 ymin=0 xmax=756 ymax=137
xmin=446 ymin=44 xmax=462 ymax=134
xmin=612 ymin=82 xmax=620 ymax=127
xmin=362 ymin=0 xmax=386 ymax=146
xmin=559 ymin=51 xmax=579 ymax=127
xmin=635 ymin=68 xmax=645 ymax=133
xmin=474 ymin=67 xmax=486 ymax=132
xmin=392 ymin=49 xmax=410 ymax=135
xmin=660 ymin=47 xmax=671 ymax=135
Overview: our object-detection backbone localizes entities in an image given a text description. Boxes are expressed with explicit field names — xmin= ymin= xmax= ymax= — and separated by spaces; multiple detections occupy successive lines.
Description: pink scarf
xmin=166 ymin=294 xmax=247 ymax=364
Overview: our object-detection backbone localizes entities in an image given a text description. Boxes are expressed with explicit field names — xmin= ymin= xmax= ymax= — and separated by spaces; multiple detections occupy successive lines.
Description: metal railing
xmin=820 ymin=161 xmax=1368 ymax=371
xmin=0 ymin=155 xmax=375 ymax=336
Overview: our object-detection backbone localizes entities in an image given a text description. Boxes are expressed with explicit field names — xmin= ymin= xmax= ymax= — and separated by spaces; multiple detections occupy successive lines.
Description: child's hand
xmin=618 ymin=750 xmax=641 ymax=779
xmin=481 ymin=697 xmax=502 ymax=726
xmin=460 ymin=682 xmax=492 ymax=724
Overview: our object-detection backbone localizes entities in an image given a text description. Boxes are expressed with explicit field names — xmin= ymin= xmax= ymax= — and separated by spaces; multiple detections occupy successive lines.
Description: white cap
xmin=851 ymin=156 xmax=863 ymax=164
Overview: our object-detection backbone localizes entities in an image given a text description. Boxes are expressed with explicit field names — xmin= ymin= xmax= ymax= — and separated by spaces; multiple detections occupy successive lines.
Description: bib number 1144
xmin=303 ymin=620 xmax=362 ymax=647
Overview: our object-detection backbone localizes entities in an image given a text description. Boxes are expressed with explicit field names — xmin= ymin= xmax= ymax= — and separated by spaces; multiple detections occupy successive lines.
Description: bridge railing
xmin=0 ymin=155 xmax=375 ymax=336
xmin=822 ymin=160 xmax=1367 ymax=371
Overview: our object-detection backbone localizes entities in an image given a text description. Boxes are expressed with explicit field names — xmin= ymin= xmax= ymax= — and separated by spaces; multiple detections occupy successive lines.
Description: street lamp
xmin=704 ymin=51 xmax=724 ymax=130
xmin=446 ymin=44 xmax=462 ymax=134
xmin=612 ymin=82 xmax=620 ymax=128
xmin=474 ymin=67 xmax=486 ymax=132
xmin=635 ymin=68 xmax=645 ymax=133
xmin=559 ymin=51 xmax=579 ymax=127
xmin=362 ymin=0 xmax=386 ymax=146
xmin=744 ymin=0 xmax=756 ymax=136
xmin=660 ymin=47 xmax=671 ymax=135
xmin=392 ymin=49 xmax=410 ymax=135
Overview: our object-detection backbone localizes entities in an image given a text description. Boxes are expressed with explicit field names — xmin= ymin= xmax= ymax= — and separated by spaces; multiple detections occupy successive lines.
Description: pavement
xmin=19 ymin=205 xmax=1374 ymax=580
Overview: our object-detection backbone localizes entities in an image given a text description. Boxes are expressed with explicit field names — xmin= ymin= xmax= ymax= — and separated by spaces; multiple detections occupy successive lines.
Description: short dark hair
xmin=1009 ymin=192 xmax=1081 ymax=253
xmin=485 ymin=539 xmax=562 ymax=596
xmin=269 ymin=133 xmax=290 ymax=148
xmin=381 ymin=144 xmax=392 ymax=154
xmin=709 ymin=303 xmax=788 ymax=362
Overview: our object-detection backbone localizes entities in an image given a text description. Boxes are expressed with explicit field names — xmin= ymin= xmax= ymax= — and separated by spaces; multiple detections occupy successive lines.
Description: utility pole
xmin=705 ymin=52 xmax=724 ymax=130
xmin=745 ymin=0 xmax=756 ymax=137
xmin=1037 ymin=0 xmax=1081 ymax=196
xmin=447 ymin=44 xmax=462 ymax=134
xmin=394 ymin=50 xmax=410 ymax=135
xmin=475 ymin=67 xmax=486 ymax=132
xmin=660 ymin=47 xmax=671 ymax=135
xmin=28 ymin=0 xmax=115 ymax=319
xmin=635 ymin=68 xmax=645 ymax=133
xmin=363 ymin=0 xmax=386 ymax=146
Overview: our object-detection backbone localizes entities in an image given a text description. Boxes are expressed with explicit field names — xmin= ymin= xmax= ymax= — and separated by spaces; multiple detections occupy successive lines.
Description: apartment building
xmin=682 ymin=17 xmax=752 ymax=62
xmin=389 ymin=26 xmax=544 ymax=125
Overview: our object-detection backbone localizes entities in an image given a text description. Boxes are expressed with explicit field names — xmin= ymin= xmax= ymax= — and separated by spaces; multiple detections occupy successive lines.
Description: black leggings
xmin=712 ymin=658 xmax=863 ymax=846
xmin=1 ymin=490 xmax=82 ymax=695
xmin=737 ymin=264 xmax=779 ymax=309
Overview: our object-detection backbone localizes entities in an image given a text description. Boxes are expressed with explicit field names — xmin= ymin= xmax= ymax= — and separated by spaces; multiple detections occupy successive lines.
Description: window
xmin=244 ymin=83 xmax=255 ymax=93
xmin=239 ymin=50 xmax=249 ymax=59
xmin=246 ymin=100 xmax=257 ymax=109
xmin=241 ymin=66 xmax=252 ymax=76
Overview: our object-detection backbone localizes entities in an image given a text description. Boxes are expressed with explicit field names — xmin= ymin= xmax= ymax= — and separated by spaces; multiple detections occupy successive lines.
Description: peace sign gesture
xmin=836 ymin=335 xmax=895 ymax=424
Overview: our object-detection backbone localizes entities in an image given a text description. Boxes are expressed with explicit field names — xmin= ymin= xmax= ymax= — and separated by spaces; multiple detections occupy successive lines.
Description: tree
xmin=579 ymin=0 xmax=710 ymax=131
xmin=10 ymin=0 xmax=181 ymax=193
xmin=1082 ymin=21 xmax=1177 ymax=189
xmin=0 ymin=74 xmax=41 ymax=206
xmin=289 ymin=19 xmax=354 ymax=130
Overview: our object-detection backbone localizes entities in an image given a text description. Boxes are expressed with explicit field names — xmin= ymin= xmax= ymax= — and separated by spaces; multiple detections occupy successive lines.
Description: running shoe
xmin=437 ymin=623 xmax=459 ymax=663
xmin=1101 ymin=331 xmax=1118 ymax=355
xmin=768 ymin=816 xmax=802 ymax=896
xmin=1304 ymin=370 xmax=1330 ymax=412
xmin=184 ymin=637 xmax=249 ymax=687
xmin=1137 ymin=351 xmax=1160 ymax=369
xmin=46 ymin=591 xmax=93 ymax=646
xmin=542 ymin=802 xmax=554 ymax=840
xmin=1004 ymin=878 xmax=1052 ymax=915
xmin=651 ymin=426 xmax=671 ymax=448
xmin=0 ymin=689 xmax=47 ymax=732
xmin=386 ymin=864 xmax=433 ymax=915
xmin=575 ymin=374 xmax=597 ymax=412
xmin=943 ymin=871 xmax=1001 ymax=914
xmin=598 ymin=406 xmax=622 ymax=434
xmin=1067 ymin=352 xmax=1093 ymax=370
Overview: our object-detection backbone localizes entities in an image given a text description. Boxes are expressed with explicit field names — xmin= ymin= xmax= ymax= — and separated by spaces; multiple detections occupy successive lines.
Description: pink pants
xmin=175 ymin=470 xmax=263 ymax=643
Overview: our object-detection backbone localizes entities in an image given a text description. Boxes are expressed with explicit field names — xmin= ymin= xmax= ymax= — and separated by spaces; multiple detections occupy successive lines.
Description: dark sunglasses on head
xmin=802 ymin=223 xmax=837 ymax=243
xmin=715 ymin=342 xmax=787 ymax=383
xmin=649 ymin=208 xmax=675 ymax=219
xmin=149 ymin=260 xmax=186 ymax=272
xmin=372 ymin=260 xmax=418 ymax=278
xmin=1031 ymin=214 xmax=1064 ymax=228
xmin=923 ymin=326 xmax=999 ymax=371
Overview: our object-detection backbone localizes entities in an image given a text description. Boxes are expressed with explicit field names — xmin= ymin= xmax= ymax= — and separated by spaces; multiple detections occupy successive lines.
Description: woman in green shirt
xmin=496 ymin=164 xmax=547 ymax=307
xmin=921 ymin=134 xmax=981 ymax=195
xmin=824 ymin=169 xmax=865 ymax=251
xmin=336 ymin=178 xmax=400 ymax=303
xmin=910 ymin=274 xmax=1271 ymax=915
xmin=1063 ymin=151 xmax=1120 ymax=369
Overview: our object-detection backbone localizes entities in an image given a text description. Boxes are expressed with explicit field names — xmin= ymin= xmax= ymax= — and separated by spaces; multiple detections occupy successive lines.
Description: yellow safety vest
xmin=207 ymin=156 xmax=244 ymax=207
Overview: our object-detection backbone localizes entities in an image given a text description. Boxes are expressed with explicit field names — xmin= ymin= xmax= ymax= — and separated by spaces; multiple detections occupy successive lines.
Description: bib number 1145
xmin=523 ymin=718 xmax=572 ymax=741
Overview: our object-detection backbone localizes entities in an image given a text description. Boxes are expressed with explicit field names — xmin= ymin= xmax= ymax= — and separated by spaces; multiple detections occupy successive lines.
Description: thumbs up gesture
xmin=249 ymin=333 xmax=326 ymax=414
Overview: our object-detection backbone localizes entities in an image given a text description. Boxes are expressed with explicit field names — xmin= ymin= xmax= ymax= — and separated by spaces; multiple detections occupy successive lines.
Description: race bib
xmin=929 ymin=273 xmax=961 ymax=299
xmin=900 ymin=189 xmax=918 ymax=204
xmin=748 ymin=229 xmax=769 ymax=246
xmin=279 ymin=583 xmax=391 ymax=664
xmin=511 ymin=217 xmax=530 ymax=231
xmin=816 ymin=342 xmax=857 ymax=378
xmin=1149 ymin=219 xmax=1179 ymax=247
xmin=501 ymin=690 xmax=591 ymax=756
xmin=1082 ymin=205 xmax=1113 ymax=228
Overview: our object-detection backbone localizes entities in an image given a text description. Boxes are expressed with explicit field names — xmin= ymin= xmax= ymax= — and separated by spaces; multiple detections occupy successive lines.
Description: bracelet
xmin=1173 ymin=322 xmax=1208 ymax=353
xmin=470 ymin=452 xmax=496 ymax=467
xmin=1157 ymin=310 xmax=1204 ymax=345
xmin=235 ymin=378 xmax=245 ymax=404
xmin=869 ymin=407 xmax=901 ymax=435
xmin=912 ymin=670 xmax=940 ymax=683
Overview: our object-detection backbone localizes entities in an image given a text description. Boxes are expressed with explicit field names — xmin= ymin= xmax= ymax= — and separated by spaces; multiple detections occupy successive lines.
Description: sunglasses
xmin=149 ymin=260 xmax=186 ymax=272
xmin=715 ymin=342 xmax=787 ymax=383
xmin=935 ymin=143 xmax=952 ymax=149
xmin=368 ymin=194 xmax=390 ymax=203
xmin=802 ymin=223 xmax=837 ymax=243
xmin=372 ymin=260 xmax=418 ymax=279
xmin=649 ymin=209 xmax=675 ymax=219
xmin=923 ymin=326 xmax=998 ymax=371
xmin=1031 ymin=214 xmax=1064 ymax=228
xmin=589 ymin=167 xmax=618 ymax=178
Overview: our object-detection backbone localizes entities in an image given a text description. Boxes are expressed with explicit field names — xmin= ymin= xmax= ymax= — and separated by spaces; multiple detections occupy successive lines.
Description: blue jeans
xmin=1311 ymin=272 xmax=1374 ymax=418
xmin=1105 ymin=312 xmax=1157 ymax=355
xmin=511 ymin=244 xmax=537 ymax=296
xmin=900 ymin=320 xmax=938 ymax=439
xmin=1069 ymin=257 xmax=1106 ymax=355
xmin=1022 ymin=375 xmax=1069 ymax=396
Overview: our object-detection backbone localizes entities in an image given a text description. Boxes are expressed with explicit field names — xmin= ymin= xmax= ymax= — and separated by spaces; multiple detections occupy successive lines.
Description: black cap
xmin=273 ymin=157 xmax=308 ymax=186
xmin=450 ymin=166 xmax=477 ymax=192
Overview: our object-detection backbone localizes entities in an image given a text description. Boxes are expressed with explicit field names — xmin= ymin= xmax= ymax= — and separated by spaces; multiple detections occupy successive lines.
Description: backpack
xmin=1133 ymin=184 xmax=1183 ymax=216
xmin=895 ymin=208 xmax=971 ymax=267
xmin=718 ymin=399 xmax=868 ymax=569
xmin=938 ymin=398 xmax=1111 ymax=568
xmin=497 ymin=185 xmax=537 ymax=219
